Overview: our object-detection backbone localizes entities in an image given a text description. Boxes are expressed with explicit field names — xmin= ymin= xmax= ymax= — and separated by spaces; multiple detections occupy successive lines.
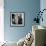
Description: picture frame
xmin=10 ymin=12 xmax=25 ymax=27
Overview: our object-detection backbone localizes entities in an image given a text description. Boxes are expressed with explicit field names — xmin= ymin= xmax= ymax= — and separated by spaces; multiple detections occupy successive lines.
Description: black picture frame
xmin=10 ymin=12 xmax=25 ymax=27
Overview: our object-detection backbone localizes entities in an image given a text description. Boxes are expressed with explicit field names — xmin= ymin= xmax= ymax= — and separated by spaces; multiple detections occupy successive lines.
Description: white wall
xmin=40 ymin=0 xmax=46 ymax=27
xmin=0 ymin=0 xmax=4 ymax=42
xmin=40 ymin=0 xmax=46 ymax=9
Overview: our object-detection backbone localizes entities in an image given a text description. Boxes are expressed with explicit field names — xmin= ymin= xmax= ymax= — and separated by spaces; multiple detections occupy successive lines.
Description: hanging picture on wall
xmin=10 ymin=12 xmax=25 ymax=27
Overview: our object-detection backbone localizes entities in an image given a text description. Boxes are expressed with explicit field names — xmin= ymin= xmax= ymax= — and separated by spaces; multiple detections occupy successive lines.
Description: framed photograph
xmin=10 ymin=12 xmax=25 ymax=27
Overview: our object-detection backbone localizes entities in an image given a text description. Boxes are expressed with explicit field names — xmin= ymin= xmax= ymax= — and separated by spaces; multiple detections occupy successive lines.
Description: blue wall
xmin=4 ymin=0 xmax=40 ymax=42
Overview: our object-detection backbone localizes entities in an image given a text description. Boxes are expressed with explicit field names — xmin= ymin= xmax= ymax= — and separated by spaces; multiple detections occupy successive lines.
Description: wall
xmin=40 ymin=0 xmax=46 ymax=27
xmin=0 ymin=0 xmax=4 ymax=42
xmin=4 ymin=0 xmax=40 ymax=42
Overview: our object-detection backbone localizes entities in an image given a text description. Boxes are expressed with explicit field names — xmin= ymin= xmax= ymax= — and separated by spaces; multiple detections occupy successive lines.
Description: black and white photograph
xmin=10 ymin=12 xmax=25 ymax=27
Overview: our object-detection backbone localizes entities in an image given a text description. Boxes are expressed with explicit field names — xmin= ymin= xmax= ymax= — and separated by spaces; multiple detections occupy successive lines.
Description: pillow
xmin=23 ymin=32 xmax=34 ymax=46
xmin=17 ymin=37 xmax=25 ymax=46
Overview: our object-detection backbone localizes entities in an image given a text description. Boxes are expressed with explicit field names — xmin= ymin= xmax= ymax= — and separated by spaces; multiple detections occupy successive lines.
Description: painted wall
xmin=4 ymin=0 xmax=40 ymax=42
